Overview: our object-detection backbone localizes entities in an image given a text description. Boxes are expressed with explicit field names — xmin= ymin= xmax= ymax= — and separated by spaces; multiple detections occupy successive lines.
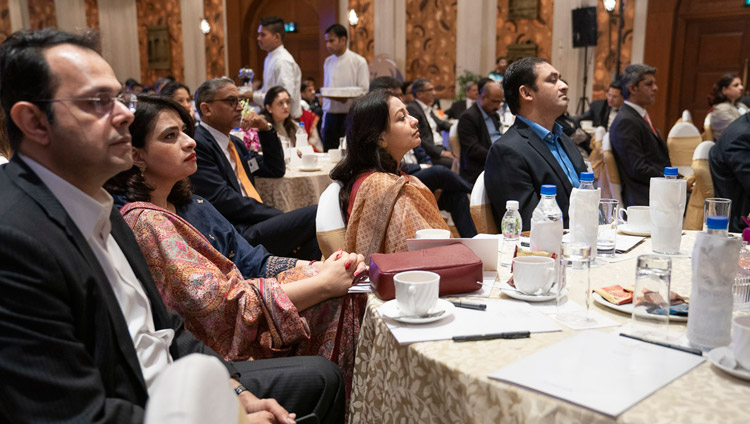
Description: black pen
xmin=448 ymin=300 xmax=487 ymax=311
xmin=619 ymin=333 xmax=703 ymax=356
xmin=453 ymin=331 xmax=530 ymax=342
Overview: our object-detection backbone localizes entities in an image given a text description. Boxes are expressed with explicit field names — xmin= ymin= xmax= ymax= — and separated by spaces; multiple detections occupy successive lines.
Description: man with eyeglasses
xmin=191 ymin=77 xmax=321 ymax=261
xmin=0 ymin=29 xmax=344 ymax=423
xmin=406 ymin=78 xmax=455 ymax=168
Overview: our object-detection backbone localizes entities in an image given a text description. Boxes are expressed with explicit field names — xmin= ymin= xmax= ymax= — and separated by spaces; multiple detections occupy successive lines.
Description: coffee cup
xmin=415 ymin=228 xmax=451 ymax=239
xmin=732 ymin=315 xmax=750 ymax=370
xmin=513 ymin=256 xmax=556 ymax=295
xmin=329 ymin=149 xmax=342 ymax=163
xmin=393 ymin=271 xmax=440 ymax=316
xmin=301 ymin=154 xmax=318 ymax=169
xmin=619 ymin=206 xmax=650 ymax=232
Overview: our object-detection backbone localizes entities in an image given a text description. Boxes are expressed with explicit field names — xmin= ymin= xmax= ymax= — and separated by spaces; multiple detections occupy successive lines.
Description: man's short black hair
xmin=0 ymin=28 xmax=100 ymax=150
xmin=325 ymin=24 xmax=347 ymax=39
xmin=369 ymin=76 xmax=402 ymax=93
xmin=259 ymin=16 xmax=285 ymax=41
xmin=411 ymin=79 xmax=431 ymax=98
xmin=502 ymin=57 xmax=547 ymax=115
xmin=620 ymin=64 xmax=656 ymax=100
xmin=477 ymin=77 xmax=493 ymax=94
xmin=609 ymin=78 xmax=622 ymax=92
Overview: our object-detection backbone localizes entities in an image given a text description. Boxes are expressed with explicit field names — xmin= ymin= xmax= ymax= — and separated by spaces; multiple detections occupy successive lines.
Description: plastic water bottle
xmin=295 ymin=122 xmax=308 ymax=148
xmin=530 ymin=185 xmax=564 ymax=256
xmin=579 ymin=172 xmax=595 ymax=190
xmin=664 ymin=167 xmax=678 ymax=179
xmin=501 ymin=200 xmax=522 ymax=268
xmin=706 ymin=216 xmax=729 ymax=237
xmin=570 ymin=172 xmax=599 ymax=259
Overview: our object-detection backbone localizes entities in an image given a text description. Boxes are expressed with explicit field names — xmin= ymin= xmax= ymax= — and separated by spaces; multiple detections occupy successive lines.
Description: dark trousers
xmin=236 ymin=205 xmax=321 ymax=260
xmin=412 ymin=166 xmax=477 ymax=238
xmin=236 ymin=356 xmax=346 ymax=424
xmin=322 ymin=113 xmax=347 ymax=151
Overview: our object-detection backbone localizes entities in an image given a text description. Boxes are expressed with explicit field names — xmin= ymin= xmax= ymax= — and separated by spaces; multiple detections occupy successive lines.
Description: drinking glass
xmin=598 ymin=199 xmax=618 ymax=257
xmin=703 ymin=198 xmax=731 ymax=231
xmin=631 ymin=255 xmax=671 ymax=340
xmin=279 ymin=137 xmax=292 ymax=168
xmin=555 ymin=242 xmax=594 ymax=326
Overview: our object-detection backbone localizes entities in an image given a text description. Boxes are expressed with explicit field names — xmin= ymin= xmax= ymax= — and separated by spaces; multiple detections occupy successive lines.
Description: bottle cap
xmin=299 ymin=122 xmax=305 ymax=128
xmin=664 ymin=167 xmax=678 ymax=176
xmin=706 ymin=216 xmax=729 ymax=231
xmin=540 ymin=185 xmax=556 ymax=196
xmin=580 ymin=172 xmax=594 ymax=181
xmin=506 ymin=200 xmax=519 ymax=210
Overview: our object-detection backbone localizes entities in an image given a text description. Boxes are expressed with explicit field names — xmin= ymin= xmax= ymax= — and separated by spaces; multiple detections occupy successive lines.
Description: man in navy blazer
xmin=574 ymin=80 xmax=624 ymax=130
xmin=0 ymin=29 xmax=344 ymax=423
xmin=484 ymin=57 xmax=587 ymax=230
xmin=457 ymin=80 xmax=504 ymax=185
xmin=406 ymin=79 xmax=455 ymax=168
xmin=190 ymin=78 xmax=320 ymax=260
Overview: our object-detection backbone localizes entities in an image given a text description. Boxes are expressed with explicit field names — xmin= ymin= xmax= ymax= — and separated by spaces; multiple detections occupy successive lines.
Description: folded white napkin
xmin=569 ymin=187 xmax=601 ymax=257
xmin=649 ymin=178 xmax=686 ymax=253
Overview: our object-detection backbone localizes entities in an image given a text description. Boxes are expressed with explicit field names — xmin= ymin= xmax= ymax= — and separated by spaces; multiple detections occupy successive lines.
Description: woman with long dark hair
xmin=709 ymin=73 xmax=747 ymax=140
xmin=330 ymin=89 xmax=449 ymax=258
xmin=261 ymin=85 xmax=323 ymax=151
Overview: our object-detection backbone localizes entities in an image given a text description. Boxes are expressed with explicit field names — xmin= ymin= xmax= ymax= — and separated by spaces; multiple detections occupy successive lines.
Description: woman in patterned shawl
xmin=330 ymin=89 xmax=449 ymax=259
xmin=106 ymin=94 xmax=367 ymax=393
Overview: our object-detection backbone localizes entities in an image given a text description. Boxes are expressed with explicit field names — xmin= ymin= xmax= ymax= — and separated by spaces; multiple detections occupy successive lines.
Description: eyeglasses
xmin=37 ymin=92 xmax=137 ymax=114
xmin=418 ymin=87 xmax=436 ymax=93
xmin=206 ymin=96 xmax=240 ymax=108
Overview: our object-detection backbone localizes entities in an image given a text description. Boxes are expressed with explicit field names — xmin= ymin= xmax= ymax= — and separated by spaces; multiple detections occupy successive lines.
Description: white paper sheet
xmin=377 ymin=298 xmax=561 ymax=345
xmin=615 ymin=234 xmax=645 ymax=253
xmin=488 ymin=330 xmax=705 ymax=418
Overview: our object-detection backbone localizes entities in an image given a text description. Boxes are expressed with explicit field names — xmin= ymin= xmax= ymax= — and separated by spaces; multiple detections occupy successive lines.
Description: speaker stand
xmin=576 ymin=45 xmax=591 ymax=116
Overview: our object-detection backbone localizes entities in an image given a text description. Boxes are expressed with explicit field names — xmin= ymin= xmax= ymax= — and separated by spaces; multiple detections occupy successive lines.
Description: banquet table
xmin=254 ymin=156 xmax=335 ymax=212
xmin=348 ymin=232 xmax=750 ymax=423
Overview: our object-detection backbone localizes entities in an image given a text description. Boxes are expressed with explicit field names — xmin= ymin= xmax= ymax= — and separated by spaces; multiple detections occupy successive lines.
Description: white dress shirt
xmin=253 ymin=45 xmax=302 ymax=118
xmin=322 ymin=48 xmax=370 ymax=114
xmin=624 ymin=100 xmax=647 ymax=118
xmin=416 ymin=99 xmax=443 ymax=145
xmin=19 ymin=154 xmax=174 ymax=393
xmin=201 ymin=122 xmax=248 ymax=197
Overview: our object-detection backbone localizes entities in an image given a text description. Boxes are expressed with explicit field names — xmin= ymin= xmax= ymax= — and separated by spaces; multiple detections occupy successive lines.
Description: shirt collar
xmin=516 ymin=115 xmax=563 ymax=143
xmin=18 ymin=153 xmax=113 ymax=242
xmin=201 ymin=121 xmax=230 ymax=150
xmin=268 ymin=44 xmax=285 ymax=57
xmin=624 ymin=100 xmax=647 ymax=117
xmin=415 ymin=99 xmax=432 ymax=114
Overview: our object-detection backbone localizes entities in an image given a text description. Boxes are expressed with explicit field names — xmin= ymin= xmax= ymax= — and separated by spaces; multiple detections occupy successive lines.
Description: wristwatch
xmin=234 ymin=384 xmax=248 ymax=396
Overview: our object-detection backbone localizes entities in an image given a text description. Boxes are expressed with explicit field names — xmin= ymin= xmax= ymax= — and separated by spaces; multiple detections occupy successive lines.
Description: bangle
xmin=309 ymin=260 xmax=317 ymax=265
xmin=234 ymin=384 xmax=248 ymax=396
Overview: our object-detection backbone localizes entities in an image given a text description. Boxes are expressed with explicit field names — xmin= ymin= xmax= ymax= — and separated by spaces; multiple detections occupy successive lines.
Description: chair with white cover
xmin=315 ymin=181 xmax=346 ymax=258
xmin=667 ymin=121 xmax=702 ymax=177
xmin=589 ymin=126 xmax=607 ymax=181
xmin=674 ymin=109 xmax=693 ymax=125
xmin=448 ymin=121 xmax=461 ymax=173
xmin=601 ymin=133 xmax=623 ymax=205
xmin=683 ymin=141 xmax=716 ymax=230
xmin=702 ymin=112 xmax=714 ymax=141
xmin=469 ymin=171 xmax=498 ymax=234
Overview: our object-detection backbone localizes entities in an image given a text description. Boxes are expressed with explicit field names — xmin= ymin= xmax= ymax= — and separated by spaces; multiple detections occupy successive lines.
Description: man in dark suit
xmin=484 ymin=57 xmax=587 ymax=229
xmin=709 ymin=112 xmax=750 ymax=233
xmin=406 ymin=78 xmax=455 ymax=168
xmin=0 ymin=29 xmax=344 ymax=423
xmin=457 ymin=80 xmax=504 ymax=184
xmin=574 ymin=79 xmax=624 ymax=130
xmin=609 ymin=64 xmax=671 ymax=207
xmin=446 ymin=81 xmax=478 ymax=119
xmin=191 ymin=78 xmax=321 ymax=260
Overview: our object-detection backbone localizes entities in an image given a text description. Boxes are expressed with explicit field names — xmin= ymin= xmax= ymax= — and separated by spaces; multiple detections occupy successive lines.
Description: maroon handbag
xmin=368 ymin=243 xmax=483 ymax=300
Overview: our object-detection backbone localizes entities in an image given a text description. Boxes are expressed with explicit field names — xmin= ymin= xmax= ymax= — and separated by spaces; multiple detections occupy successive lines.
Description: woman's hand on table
xmin=317 ymin=249 xmax=366 ymax=297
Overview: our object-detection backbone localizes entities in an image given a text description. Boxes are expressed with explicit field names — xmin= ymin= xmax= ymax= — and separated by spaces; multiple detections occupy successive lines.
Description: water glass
xmin=598 ymin=199 xmax=618 ymax=257
xmin=631 ymin=255 xmax=671 ymax=340
xmin=703 ymin=198 xmax=731 ymax=231
xmin=555 ymin=242 xmax=593 ymax=326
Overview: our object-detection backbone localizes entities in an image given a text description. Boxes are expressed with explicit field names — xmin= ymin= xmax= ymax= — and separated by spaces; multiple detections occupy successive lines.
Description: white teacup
xmin=619 ymin=206 xmax=650 ymax=233
xmin=301 ymin=154 xmax=318 ymax=169
xmin=415 ymin=228 xmax=451 ymax=239
xmin=513 ymin=256 xmax=556 ymax=295
xmin=328 ymin=149 xmax=342 ymax=163
xmin=394 ymin=271 xmax=440 ymax=316
xmin=732 ymin=315 xmax=750 ymax=370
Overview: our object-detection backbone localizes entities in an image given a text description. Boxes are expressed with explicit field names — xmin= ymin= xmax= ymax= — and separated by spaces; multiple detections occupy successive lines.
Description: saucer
xmin=500 ymin=282 xmax=565 ymax=302
xmin=591 ymin=292 xmax=688 ymax=322
xmin=618 ymin=224 xmax=650 ymax=237
xmin=379 ymin=299 xmax=455 ymax=324
xmin=298 ymin=166 xmax=322 ymax=172
xmin=708 ymin=346 xmax=750 ymax=381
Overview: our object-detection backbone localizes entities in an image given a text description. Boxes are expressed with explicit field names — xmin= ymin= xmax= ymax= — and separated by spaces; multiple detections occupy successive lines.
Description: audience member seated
xmin=301 ymin=77 xmax=324 ymax=135
xmin=331 ymin=90 xmax=449 ymax=258
xmin=406 ymin=78 xmax=455 ymax=168
xmin=446 ymin=80 xmax=478 ymax=119
xmin=125 ymin=77 xmax=144 ymax=94
xmin=160 ymin=80 xmax=193 ymax=113
xmin=262 ymin=85 xmax=323 ymax=151
xmin=609 ymin=64 xmax=671 ymax=207
xmin=709 ymin=111 xmax=750 ymax=233
xmin=708 ymin=72 xmax=748 ymax=141
xmin=0 ymin=28 xmax=344 ymax=423
xmin=190 ymin=77 xmax=321 ymax=260
xmin=484 ymin=57 xmax=587 ymax=230
xmin=556 ymin=111 xmax=591 ymax=158
xmin=457 ymin=79 xmax=504 ymax=184
xmin=106 ymin=94 xmax=366 ymax=394
xmin=370 ymin=76 xmax=477 ymax=238
xmin=488 ymin=56 xmax=508 ymax=82
xmin=575 ymin=79 xmax=624 ymax=130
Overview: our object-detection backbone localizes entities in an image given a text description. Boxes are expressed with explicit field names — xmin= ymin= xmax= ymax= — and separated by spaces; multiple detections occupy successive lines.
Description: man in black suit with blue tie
xmin=0 ymin=28 xmax=343 ymax=423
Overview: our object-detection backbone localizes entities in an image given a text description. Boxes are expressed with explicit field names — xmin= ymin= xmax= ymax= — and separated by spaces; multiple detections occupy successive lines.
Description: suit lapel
xmin=517 ymin=122 xmax=574 ymax=194
xmin=474 ymin=105 xmax=493 ymax=147
xmin=196 ymin=125 xmax=243 ymax=193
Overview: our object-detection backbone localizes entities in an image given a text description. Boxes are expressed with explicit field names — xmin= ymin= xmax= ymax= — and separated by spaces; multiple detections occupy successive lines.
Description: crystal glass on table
xmin=631 ymin=254 xmax=671 ymax=340
xmin=598 ymin=198 xmax=618 ymax=257
xmin=555 ymin=242 xmax=593 ymax=325
xmin=703 ymin=198 xmax=731 ymax=231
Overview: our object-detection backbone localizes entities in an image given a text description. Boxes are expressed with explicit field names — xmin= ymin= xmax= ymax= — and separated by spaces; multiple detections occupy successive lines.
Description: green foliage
xmin=455 ymin=70 xmax=482 ymax=100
